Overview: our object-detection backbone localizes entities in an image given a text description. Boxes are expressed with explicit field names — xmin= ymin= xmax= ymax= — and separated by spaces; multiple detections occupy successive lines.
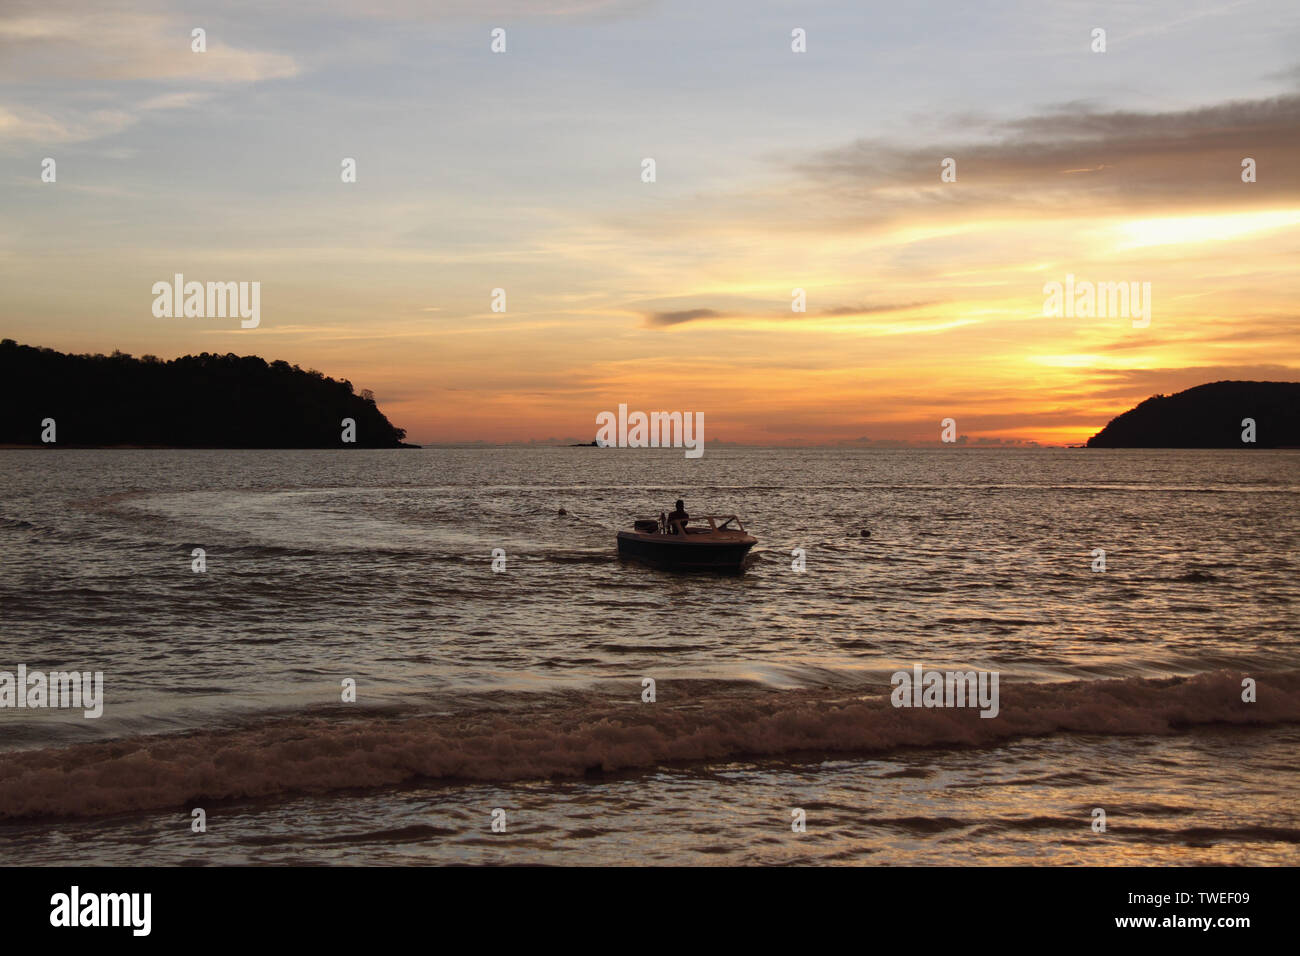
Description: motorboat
xmin=616 ymin=513 xmax=757 ymax=572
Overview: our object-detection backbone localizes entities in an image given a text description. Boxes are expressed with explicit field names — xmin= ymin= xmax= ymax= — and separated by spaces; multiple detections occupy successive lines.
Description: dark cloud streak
xmin=795 ymin=87 xmax=1300 ymax=217
xmin=644 ymin=301 xmax=937 ymax=327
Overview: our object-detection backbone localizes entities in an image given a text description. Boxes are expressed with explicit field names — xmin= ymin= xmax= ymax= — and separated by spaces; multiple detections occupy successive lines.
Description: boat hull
xmin=616 ymin=530 xmax=756 ymax=572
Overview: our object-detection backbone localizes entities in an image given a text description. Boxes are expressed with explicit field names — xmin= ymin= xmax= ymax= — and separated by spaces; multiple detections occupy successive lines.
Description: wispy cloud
xmin=0 ymin=104 xmax=133 ymax=143
xmin=645 ymin=307 xmax=727 ymax=327
xmin=0 ymin=4 xmax=297 ymax=147
xmin=819 ymin=301 xmax=937 ymax=317
xmin=644 ymin=301 xmax=936 ymax=327
xmin=792 ymin=90 xmax=1300 ymax=225
xmin=0 ymin=7 xmax=300 ymax=84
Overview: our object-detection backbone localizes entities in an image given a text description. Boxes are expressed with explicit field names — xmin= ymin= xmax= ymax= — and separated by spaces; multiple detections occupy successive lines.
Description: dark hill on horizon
xmin=0 ymin=340 xmax=411 ymax=448
xmin=1086 ymin=381 xmax=1300 ymax=448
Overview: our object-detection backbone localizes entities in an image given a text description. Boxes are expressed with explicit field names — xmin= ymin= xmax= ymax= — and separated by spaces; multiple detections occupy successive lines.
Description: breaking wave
xmin=0 ymin=670 xmax=1295 ymax=821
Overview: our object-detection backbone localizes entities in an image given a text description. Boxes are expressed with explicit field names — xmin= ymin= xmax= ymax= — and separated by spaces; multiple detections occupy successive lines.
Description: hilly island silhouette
xmin=1086 ymin=381 xmax=1300 ymax=448
xmin=0 ymin=340 xmax=412 ymax=448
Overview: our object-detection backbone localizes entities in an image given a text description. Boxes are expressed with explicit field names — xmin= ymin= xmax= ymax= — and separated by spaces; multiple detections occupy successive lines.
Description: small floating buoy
xmin=558 ymin=508 xmax=567 ymax=516
xmin=860 ymin=529 xmax=871 ymax=537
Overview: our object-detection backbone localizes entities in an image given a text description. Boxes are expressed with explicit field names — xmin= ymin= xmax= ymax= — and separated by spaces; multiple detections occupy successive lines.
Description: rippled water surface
xmin=1 ymin=447 xmax=1297 ymax=864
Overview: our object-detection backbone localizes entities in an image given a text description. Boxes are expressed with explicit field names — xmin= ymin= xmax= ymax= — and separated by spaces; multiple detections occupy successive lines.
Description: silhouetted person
xmin=667 ymin=499 xmax=689 ymax=534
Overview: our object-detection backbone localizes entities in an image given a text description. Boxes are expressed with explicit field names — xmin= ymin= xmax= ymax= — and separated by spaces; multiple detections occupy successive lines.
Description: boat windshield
xmin=663 ymin=515 xmax=744 ymax=534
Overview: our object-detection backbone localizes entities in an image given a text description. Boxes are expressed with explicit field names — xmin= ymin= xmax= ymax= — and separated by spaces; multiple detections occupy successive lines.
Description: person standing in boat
xmin=667 ymin=499 xmax=689 ymax=533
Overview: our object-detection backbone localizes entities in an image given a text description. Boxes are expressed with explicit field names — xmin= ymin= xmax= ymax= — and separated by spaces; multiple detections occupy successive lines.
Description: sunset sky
xmin=3 ymin=0 xmax=1298 ymax=445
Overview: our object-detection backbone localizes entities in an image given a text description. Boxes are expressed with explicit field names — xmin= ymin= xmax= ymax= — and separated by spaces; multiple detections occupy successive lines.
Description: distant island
xmin=0 ymin=340 xmax=413 ymax=448
xmin=1087 ymin=381 xmax=1300 ymax=448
